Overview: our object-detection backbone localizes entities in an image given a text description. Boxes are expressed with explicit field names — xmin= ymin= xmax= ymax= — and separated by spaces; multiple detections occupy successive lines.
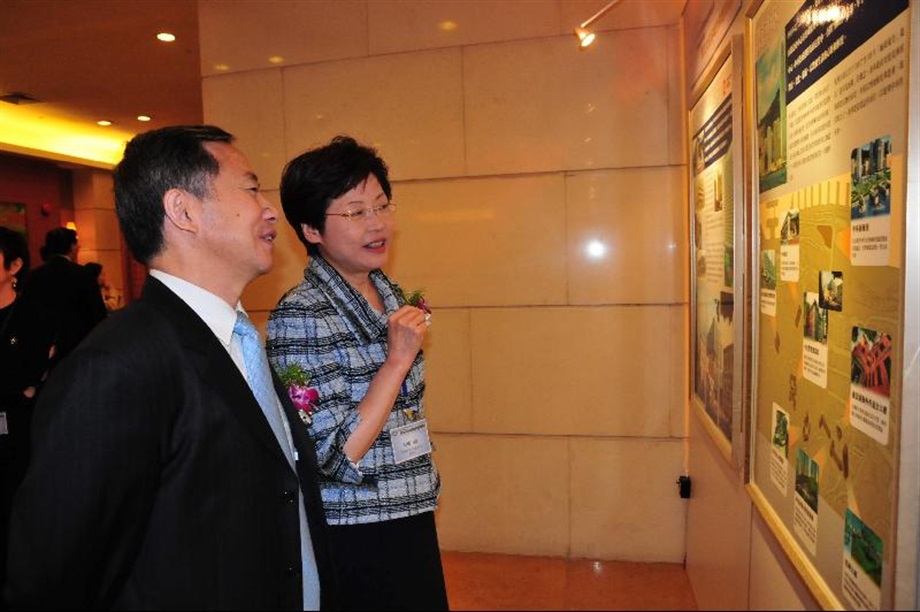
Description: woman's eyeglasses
xmin=326 ymin=202 xmax=397 ymax=222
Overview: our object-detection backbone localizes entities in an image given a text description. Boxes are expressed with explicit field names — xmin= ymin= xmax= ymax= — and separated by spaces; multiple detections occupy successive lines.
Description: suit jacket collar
xmin=140 ymin=277 xmax=294 ymax=471
xmin=44 ymin=254 xmax=76 ymax=269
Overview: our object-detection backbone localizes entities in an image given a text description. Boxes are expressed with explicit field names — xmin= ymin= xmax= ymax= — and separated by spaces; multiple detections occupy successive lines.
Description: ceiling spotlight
xmin=573 ymin=0 xmax=624 ymax=48
xmin=574 ymin=26 xmax=595 ymax=47
xmin=97 ymin=120 xmax=112 ymax=126
xmin=137 ymin=115 xmax=152 ymax=122
xmin=156 ymin=32 xmax=176 ymax=42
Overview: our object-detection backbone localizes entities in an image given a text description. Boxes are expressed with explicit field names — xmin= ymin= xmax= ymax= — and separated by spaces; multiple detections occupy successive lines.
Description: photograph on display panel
xmin=746 ymin=0 xmax=911 ymax=608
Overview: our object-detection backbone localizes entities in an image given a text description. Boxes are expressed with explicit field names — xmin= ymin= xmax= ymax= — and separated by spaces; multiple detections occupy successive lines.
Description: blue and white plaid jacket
xmin=266 ymin=255 xmax=440 ymax=525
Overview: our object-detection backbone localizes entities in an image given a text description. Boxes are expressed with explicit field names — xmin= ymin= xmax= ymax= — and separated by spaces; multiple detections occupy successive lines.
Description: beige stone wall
xmin=71 ymin=169 xmax=124 ymax=305
xmin=199 ymin=0 xmax=689 ymax=562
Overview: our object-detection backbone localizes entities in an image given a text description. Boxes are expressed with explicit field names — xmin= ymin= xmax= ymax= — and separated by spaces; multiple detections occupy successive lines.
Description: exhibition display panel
xmin=743 ymin=0 xmax=916 ymax=608
xmin=689 ymin=35 xmax=748 ymax=467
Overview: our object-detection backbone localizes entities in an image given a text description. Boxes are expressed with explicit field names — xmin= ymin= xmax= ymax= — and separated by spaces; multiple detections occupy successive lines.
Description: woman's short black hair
xmin=280 ymin=135 xmax=391 ymax=256
xmin=0 ymin=225 xmax=31 ymax=286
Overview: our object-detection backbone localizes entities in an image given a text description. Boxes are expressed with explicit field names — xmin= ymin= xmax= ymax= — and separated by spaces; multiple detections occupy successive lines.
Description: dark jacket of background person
xmin=83 ymin=261 xmax=122 ymax=313
xmin=0 ymin=297 xmax=55 ymax=473
xmin=20 ymin=229 xmax=106 ymax=365
xmin=0 ymin=226 xmax=55 ymax=608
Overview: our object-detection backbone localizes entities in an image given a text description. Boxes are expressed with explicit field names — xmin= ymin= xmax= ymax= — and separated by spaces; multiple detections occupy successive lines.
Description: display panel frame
xmin=688 ymin=34 xmax=747 ymax=468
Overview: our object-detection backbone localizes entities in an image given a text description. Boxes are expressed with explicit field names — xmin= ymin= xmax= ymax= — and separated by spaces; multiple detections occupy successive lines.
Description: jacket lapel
xmin=141 ymin=277 xmax=293 ymax=470
xmin=309 ymin=255 xmax=398 ymax=344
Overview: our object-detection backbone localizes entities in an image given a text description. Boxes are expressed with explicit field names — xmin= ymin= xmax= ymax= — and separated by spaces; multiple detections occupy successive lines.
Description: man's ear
xmin=163 ymin=188 xmax=198 ymax=233
xmin=302 ymin=223 xmax=323 ymax=246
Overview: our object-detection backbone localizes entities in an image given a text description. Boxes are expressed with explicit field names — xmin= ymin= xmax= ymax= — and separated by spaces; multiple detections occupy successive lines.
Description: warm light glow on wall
xmin=0 ymin=103 xmax=130 ymax=167
xmin=585 ymin=239 xmax=608 ymax=259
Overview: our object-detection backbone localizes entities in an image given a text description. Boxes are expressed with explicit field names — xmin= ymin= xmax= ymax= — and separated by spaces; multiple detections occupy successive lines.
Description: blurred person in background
xmin=84 ymin=261 xmax=124 ymax=313
xmin=20 ymin=227 xmax=106 ymax=366
xmin=0 ymin=226 xmax=56 ymax=604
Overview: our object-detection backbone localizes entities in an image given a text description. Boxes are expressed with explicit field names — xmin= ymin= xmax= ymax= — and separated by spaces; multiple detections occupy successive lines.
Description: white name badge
xmin=390 ymin=418 xmax=432 ymax=464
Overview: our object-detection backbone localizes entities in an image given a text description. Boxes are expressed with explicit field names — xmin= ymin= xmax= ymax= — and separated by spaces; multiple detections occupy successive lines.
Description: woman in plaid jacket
xmin=267 ymin=135 xmax=447 ymax=611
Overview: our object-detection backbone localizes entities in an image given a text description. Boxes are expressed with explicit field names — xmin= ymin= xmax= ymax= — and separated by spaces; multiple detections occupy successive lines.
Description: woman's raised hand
xmin=386 ymin=305 xmax=428 ymax=368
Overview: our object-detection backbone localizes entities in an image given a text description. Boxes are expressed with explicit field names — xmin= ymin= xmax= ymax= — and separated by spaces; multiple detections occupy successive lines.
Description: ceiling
xmin=0 ymin=0 xmax=203 ymax=167
xmin=0 ymin=0 xmax=691 ymax=169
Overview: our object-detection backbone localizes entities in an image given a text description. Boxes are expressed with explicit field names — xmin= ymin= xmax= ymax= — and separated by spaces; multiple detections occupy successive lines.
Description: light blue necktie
xmin=234 ymin=311 xmax=294 ymax=464
xmin=233 ymin=311 xmax=321 ymax=610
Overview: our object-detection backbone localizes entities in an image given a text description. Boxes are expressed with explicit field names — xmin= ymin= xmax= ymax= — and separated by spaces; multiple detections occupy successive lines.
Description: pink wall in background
xmin=0 ymin=152 xmax=74 ymax=271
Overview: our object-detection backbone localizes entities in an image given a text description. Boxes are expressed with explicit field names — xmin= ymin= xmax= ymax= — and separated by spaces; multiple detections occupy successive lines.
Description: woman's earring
xmin=11 ymin=277 xmax=17 ymax=290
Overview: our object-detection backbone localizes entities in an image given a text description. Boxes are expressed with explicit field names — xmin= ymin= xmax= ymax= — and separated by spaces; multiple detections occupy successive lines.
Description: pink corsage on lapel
xmin=278 ymin=363 xmax=318 ymax=426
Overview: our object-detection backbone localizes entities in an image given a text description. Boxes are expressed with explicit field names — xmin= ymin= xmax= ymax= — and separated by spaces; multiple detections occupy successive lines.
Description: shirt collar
xmin=149 ymin=269 xmax=241 ymax=348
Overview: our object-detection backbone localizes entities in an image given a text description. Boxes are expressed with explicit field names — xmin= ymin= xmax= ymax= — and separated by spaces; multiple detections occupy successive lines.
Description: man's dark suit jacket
xmin=5 ymin=277 xmax=336 ymax=609
xmin=21 ymin=255 xmax=107 ymax=365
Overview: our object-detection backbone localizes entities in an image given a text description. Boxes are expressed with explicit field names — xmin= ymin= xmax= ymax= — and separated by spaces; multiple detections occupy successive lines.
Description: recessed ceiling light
xmin=214 ymin=63 xmax=230 ymax=72
xmin=97 ymin=120 xmax=112 ymax=126
xmin=438 ymin=21 xmax=458 ymax=31
xmin=137 ymin=115 xmax=152 ymax=122
xmin=268 ymin=55 xmax=284 ymax=64
xmin=156 ymin=32 xmax=176 ymax=42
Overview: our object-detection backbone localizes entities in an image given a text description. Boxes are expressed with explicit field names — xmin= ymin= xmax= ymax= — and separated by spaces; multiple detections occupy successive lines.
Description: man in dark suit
xmin=5 ymin=125 xmax=336 ymax=609
xmin=20 ymin=227 xmax=107 ymax=366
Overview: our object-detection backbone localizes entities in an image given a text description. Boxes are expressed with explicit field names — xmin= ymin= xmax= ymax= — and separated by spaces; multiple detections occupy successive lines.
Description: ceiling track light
xmin=573 ymin=0 xmax=624 ymax=48
xmin=575 ymin=26 xmax=595 ymax=47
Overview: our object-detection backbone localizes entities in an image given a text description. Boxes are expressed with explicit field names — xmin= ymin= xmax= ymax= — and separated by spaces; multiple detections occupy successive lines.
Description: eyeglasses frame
xmin=325 ymin=202 xmax=397 ymax=222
